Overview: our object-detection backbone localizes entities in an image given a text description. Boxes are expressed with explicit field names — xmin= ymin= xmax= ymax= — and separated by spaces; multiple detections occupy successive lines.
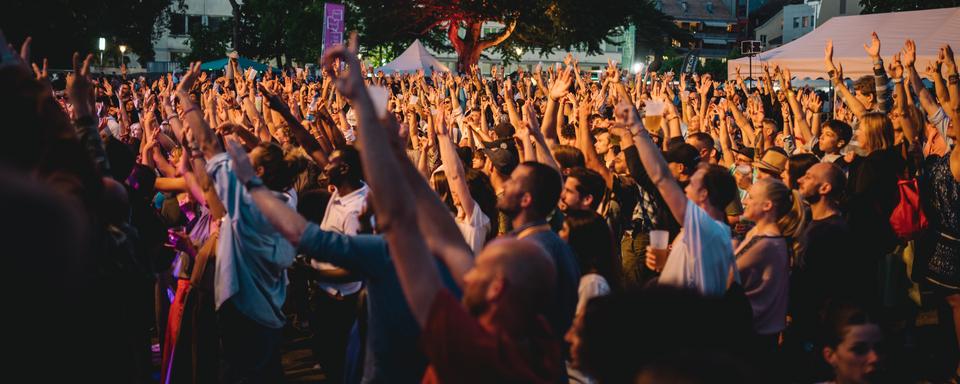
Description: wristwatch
xmin=245 ymin=176 xmax=266 ymax=191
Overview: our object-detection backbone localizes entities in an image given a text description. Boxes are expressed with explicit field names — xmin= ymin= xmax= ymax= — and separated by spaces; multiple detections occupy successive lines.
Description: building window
xmin=802 ymin=16 xmax=809 ymax=27
xmin=793 ymin=17 xmax=800 ymax=28
xmin=169 ymin=13 xmax=186 ymax=35
xmin=760 ymin=35 xmax=767 ymax=44
xmin=840 ymin=0 xmax=847 ymax=14
xmin=188 ymin=15 xmax=203 ymax=33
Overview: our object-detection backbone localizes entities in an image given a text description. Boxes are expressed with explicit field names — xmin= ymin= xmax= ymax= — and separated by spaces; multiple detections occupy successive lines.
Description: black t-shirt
xmin=791 ymin=214 xmax=859 ymax=335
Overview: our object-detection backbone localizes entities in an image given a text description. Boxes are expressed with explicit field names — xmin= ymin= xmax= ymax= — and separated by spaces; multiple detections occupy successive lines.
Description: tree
xmin=1 ymin=0 xmax=176 ymax=67
xmin=347 ymin=0 xmax=686 ymax=73
xmin=181 ymin=23 xmax=231 ymax=65
xmin=859 ymin=0 xmax=960 ymax=13
xmin=230 ymin=0 xmax=327 ymax=68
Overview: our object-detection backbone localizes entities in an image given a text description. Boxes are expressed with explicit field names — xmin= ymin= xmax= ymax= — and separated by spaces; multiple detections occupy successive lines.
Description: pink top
xmin=735 ymin=234 xmax=789 ymax=335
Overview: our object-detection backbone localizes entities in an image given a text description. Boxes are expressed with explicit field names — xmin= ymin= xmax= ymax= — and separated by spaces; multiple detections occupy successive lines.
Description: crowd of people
xmin=2 ymin=26 xmax=959 ymax=383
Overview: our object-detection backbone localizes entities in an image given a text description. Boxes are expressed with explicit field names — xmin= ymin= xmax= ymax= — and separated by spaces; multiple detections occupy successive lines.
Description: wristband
xmin=949 ymin=74 xmax=959 ymax=84
xmin=890 ymin=77 xmax=903 ymax=84
xmin=181 ymin=106 xmax=199 ymax=116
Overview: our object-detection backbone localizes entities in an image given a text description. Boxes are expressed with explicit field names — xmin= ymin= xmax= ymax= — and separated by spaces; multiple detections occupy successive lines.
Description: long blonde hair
xmin=858 ymin=112 xmax=895 ymax=154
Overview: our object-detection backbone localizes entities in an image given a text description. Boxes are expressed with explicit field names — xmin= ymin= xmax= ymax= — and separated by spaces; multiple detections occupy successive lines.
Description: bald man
xmin=424 ymin=239 xmax=562 ymax=383
xmin=791 ymin=163 xmax=857 ymax=355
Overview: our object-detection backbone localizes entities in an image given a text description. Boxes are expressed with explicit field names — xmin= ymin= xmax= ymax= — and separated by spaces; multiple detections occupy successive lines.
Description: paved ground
xmin=281 ymin=331 xmax=327 ymax=383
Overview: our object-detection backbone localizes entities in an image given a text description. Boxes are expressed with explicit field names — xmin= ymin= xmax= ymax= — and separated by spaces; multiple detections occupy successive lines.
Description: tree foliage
xmin=181 ymin=23 xmax=231 ymax=65
xmin=859 ymin=0 xmax=960 ymax=13
xmin=230 ymin=0 xmax=327 ymax=68
xmin=346 ymin=0 xmax=686 ymax=72
xmin=1 ymin=0 xmax=175 ymax=67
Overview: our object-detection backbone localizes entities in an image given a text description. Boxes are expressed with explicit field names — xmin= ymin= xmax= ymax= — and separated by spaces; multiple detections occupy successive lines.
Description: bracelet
xmin=890 ymin=77 xmax=903 ymax=84
xmin=181 ymin=106 xmax=199 ymax=116
xmin=949 ymin=74 xmax=959 ymax=84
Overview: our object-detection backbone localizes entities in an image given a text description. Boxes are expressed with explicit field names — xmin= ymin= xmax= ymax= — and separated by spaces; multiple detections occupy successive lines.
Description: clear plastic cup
xmin=649 ymin=230 xmax=669 ymax=250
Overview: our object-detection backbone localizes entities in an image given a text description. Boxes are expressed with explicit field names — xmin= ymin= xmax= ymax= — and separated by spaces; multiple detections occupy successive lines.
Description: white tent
xmin=728 ymin=7 xmax=960 ymax=81
xmin=376 ymin=39 xmax=450 ymax=75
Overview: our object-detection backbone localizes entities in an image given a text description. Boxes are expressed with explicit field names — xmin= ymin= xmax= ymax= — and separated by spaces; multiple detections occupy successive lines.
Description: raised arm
xmin=66 ymin=53 xmax=111 ymax=174
xmin=259 ymin=84 xmax=329 ymax=167
xmin=178 ymin=62 xmax=224 ymax=159
xmin=323 ymin=33 xmax=441 ymax=328
xmin=782 ymin=68 xmax=813 ymax=144
xmin=435 ymin=107 xmax=477 ymax=221
xmin=864 ymin=32 xmax=892 ymax=113
xmin=540 ymin=67 xmax=573 ymax=145
xmin=225 ymin=140 xmax=309 ymax=245
xmin=617 ymin=100 xmax=687 ymax=224
xmin=825 ymin=40 xmax=867 ymax=118
xmin=576 ymin=96 xmax=613 ymax=188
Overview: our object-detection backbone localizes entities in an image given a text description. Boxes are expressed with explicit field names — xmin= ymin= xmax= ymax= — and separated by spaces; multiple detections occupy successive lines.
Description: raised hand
xmin=824 ymin=40 xmax=838 ymax=73
xmin=613 ymin=99 xmax=641 ymax=130
xmin=943 ymin=44 xmax=957 ymax=75
xmin=177 ymin=61 xmax=202 ymax=95
xmin=549 ymin=67 xmax=573 ymax=100
xmin=258 ymin=83 xmax=288 ymax=111
xmin=902 ymin=39 xmax=917 ymax=68
xmin=697 ymin=74 xmax=713 ymax=95
xmin=32 ymin=58 xmax=48 ymax=82
xmin=864 ymin=32 xmax=881 ymax=59
xmin=66 ymin=52 xmax=95 ymax=103
xmin=809 ymin=93 xmax=823 ymax=113
xmin=887 ymin=52 xmax=904 ymax=79
xmin=320 ymin=32 xmax=365 ymax=100
xmin=225 ymin=139 xmax=257 ymax=184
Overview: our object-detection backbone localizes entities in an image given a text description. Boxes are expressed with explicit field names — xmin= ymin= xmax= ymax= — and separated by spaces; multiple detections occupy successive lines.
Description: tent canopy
xmin=375 ymin=39 xmax=450 ymax=75
xmin=728 ymin=7 xmax=960 ymax=81
xmin=200 ymin=57 xmax=273 ymax=72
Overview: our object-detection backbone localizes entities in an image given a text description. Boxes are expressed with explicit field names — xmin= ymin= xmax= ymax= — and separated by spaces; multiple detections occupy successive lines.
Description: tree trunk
xmin=455 ymin=47 xmax=483 ymax=74
xmin=228 ymin=0 xmax=242 ymax=53
xmin=448 ymin=19 xmax=517 ymax=74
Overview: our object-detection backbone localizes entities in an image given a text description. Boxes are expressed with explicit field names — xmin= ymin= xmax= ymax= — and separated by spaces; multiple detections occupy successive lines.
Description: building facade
xmin=150 ymin=0 xmax=235 ymax=73
xmin=754 ymin=3 xmax=816 ymax=48
xmin=753 ymin=0 xmax=862 ymax=50
xmin=657 ymin=0 xmax=741 ymax=58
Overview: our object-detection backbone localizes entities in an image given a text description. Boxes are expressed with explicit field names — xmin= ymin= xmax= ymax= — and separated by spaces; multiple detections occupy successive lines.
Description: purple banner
xmin=323 ymin=2 xmax=345 ymax=53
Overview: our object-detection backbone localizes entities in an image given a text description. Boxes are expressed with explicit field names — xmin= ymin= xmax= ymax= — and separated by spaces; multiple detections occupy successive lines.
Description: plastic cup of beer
xmin=649 ymin=230 xmax=669 ymax=271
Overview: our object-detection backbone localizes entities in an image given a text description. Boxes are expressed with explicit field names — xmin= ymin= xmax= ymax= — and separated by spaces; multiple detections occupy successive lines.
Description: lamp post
xmin=98 ymin=38 xmax=106 ymax=73
xmin=118 ymin=44 xmax=127 ymax=73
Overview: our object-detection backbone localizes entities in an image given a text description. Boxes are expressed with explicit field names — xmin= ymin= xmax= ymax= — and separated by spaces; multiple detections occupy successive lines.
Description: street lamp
xmin=118 ymin=44 xmax=127 ymax=71
xmin=98 ymin=38 xmax=106 ymax=72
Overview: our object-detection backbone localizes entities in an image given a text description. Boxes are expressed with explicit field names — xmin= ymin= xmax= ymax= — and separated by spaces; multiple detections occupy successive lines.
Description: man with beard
xmin=498 ymin=161 xmax=581 ymax=343
xmin=788 ymin=162 xmax=855 ymax=380
xmin=559 ymin=167 xmax=606 ymax=213
xmin=305 ymin=146 xmax=367 ymax=383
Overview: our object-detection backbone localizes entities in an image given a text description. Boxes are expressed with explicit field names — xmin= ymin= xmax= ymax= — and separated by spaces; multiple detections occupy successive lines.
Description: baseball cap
xmin=481 ymin=147 xmax=519 ymax=176
xmin=663 ymin=142 xmax=701 ymax=175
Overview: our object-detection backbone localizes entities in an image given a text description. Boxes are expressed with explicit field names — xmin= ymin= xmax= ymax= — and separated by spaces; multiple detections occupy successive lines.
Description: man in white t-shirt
xmin=612 ymin=100 xmax=740 ymax=297
xmin=305 ymin=147 xmax=367 ymax=382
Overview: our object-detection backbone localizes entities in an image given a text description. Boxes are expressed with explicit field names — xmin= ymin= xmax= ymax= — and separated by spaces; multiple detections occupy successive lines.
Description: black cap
xmin=663 ymin=143 xmax=701 ymax=175
xmin=481 ymin=147 xmax=519 ymax=176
